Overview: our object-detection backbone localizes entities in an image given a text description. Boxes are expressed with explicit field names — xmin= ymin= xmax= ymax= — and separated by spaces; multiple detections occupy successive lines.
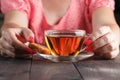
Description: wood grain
xmin=30 ymin=60 xmax=82 ymax=80
xmin=0 ymin=57 xmax=31 ymax=80
xmin=74 ymin=54 xmax=120 ymax=80
xmin=0 ymin=48 xmax=119 ymax=80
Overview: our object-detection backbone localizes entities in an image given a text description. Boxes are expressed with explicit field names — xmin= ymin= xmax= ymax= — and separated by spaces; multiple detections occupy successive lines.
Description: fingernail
xmin=84 ymin=39 xmax=92 ymax=45
xmin=32 ymin=50 xmax=38 ymax=54
xmin=29 ymin=36 xmax=34 ymax=43
xmin=25 ymin=48 xmax=37 ymax=54
xmin=86 ymin=45 xmax=94 ymax=52
xmin=25 ymin=48 xmax=33 ymax=53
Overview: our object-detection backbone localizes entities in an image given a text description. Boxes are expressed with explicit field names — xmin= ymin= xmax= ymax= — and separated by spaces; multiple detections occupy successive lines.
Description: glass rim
xmin=44 ymin=30 xmax=86 ymax=36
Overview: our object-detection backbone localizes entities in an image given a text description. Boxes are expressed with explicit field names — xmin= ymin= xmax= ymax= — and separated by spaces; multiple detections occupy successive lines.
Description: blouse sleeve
xmin=1 ymin=0 xmax=30 ymax=18
xmin=88 ymin=0 xmax=115 ymax=15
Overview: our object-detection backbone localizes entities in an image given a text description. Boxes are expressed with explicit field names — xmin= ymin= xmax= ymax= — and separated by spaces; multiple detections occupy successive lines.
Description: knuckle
xmin=91 ymin=36 xmax=96 ymax=41
xmin=104 ymin=33 xmax=114 ymax=43
xmin=1 ymin=49 xmax=15 ymax=58
xmin=95 ymin=48 xmax=119 ymax=59
xmin=104 ymin=42 xmax=116 ymax=52
xmin=107 ymin=49 xmax=119 ymax=59
xmin=99 ymin=26 xmax=111 ymax=34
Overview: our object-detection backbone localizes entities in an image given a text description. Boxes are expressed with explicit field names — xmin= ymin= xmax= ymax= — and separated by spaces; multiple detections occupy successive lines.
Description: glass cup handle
xmin=74 ymin=35 xmax=93 ymax=57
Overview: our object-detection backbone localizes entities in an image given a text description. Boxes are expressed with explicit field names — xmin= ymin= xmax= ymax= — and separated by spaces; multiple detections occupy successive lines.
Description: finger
xmin=15 ymin=53 xmax=32 ymax=59
xmin=0 ymin=38 xmax=15 ymax=52
xmin=99 ymin=48 xmax=119 ymax=59
xmin=15 ymin=48 xmax=33 ymax=58
xmin=9 ymin=31 xmax=28 ymax=49
xmin=91 ymin=26 xmax=111 ymax=41
xmin=95 ymin=41 xmax=117 ymax=54
xmin=16 ymin=34 xmax=27 ymax=43
xmin=1 ymin=28 xmax=35 ymax=54
xmin=1 ymin=30 xmax=13 ymax=45
xmin=22 ymin=28 xmax=35 ymax=43
xmin=91 ymin=33 xmax=114 ymax=50
xmin=1 ymin=48 xmax=15 ymax=58
xmin=109 ymin=48 xmax=119 ymax=59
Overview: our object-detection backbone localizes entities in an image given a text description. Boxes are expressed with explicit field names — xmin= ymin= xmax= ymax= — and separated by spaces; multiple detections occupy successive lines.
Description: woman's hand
xmin=0 ymin=24 xmax=35 ymax=58
xmin=90 ymin=26 xmax=120 ymax=59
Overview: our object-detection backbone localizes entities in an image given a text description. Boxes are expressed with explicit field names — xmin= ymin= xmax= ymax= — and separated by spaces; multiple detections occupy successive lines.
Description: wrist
xmin=1 ymin=23 xmax=27 ymax=30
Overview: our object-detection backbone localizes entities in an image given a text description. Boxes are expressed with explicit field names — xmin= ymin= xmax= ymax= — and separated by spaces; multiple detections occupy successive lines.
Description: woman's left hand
xmin=90 ymin=26 xmax=120 ymax=59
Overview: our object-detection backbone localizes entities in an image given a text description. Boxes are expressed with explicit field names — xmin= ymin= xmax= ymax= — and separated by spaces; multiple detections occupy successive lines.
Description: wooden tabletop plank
xmin=30 ymin=60 xmax=83 ymax=80
xmin=0 ymin=57 xmax=31 ymax=80
xmin=74 ymin=55 xmax=120 ymax=80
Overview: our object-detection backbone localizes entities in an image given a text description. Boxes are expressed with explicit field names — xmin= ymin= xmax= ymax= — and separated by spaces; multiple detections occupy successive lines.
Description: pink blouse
xmin=1 ymin=0 xmax=115 ymax=44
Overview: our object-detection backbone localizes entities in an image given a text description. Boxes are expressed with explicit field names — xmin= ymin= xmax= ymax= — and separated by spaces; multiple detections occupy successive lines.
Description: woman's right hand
xmin=0 ymin=24 xmax=35 ymax=58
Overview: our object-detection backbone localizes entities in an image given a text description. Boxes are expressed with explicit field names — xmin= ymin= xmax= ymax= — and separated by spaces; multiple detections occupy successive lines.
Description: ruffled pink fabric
xmin=1 ymin=0 xmax=115 ymax=44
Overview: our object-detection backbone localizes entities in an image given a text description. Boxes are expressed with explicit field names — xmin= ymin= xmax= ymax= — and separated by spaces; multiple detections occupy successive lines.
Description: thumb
xmin=22 ymin=28 xmax=35 ymax=43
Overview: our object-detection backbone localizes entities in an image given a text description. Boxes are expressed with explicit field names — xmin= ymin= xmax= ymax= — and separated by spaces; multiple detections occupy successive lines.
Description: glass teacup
xmin=42 ymin=30 xmax=94 ymax=62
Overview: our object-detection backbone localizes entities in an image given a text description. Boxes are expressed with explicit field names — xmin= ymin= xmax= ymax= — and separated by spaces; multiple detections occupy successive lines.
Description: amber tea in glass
xmin=45 ymin=30 xmax=86 ymax=57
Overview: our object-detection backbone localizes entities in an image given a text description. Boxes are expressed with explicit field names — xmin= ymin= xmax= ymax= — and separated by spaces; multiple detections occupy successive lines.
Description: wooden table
xmin=0 ymin=51 xmax=120 ymax=80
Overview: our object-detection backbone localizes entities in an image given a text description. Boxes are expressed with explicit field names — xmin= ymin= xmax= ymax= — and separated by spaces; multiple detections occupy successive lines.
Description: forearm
xmin=92 ymin=6 xmax=120 ymax=43
xmin=2 ymin=10 xmax=28 ymax=29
